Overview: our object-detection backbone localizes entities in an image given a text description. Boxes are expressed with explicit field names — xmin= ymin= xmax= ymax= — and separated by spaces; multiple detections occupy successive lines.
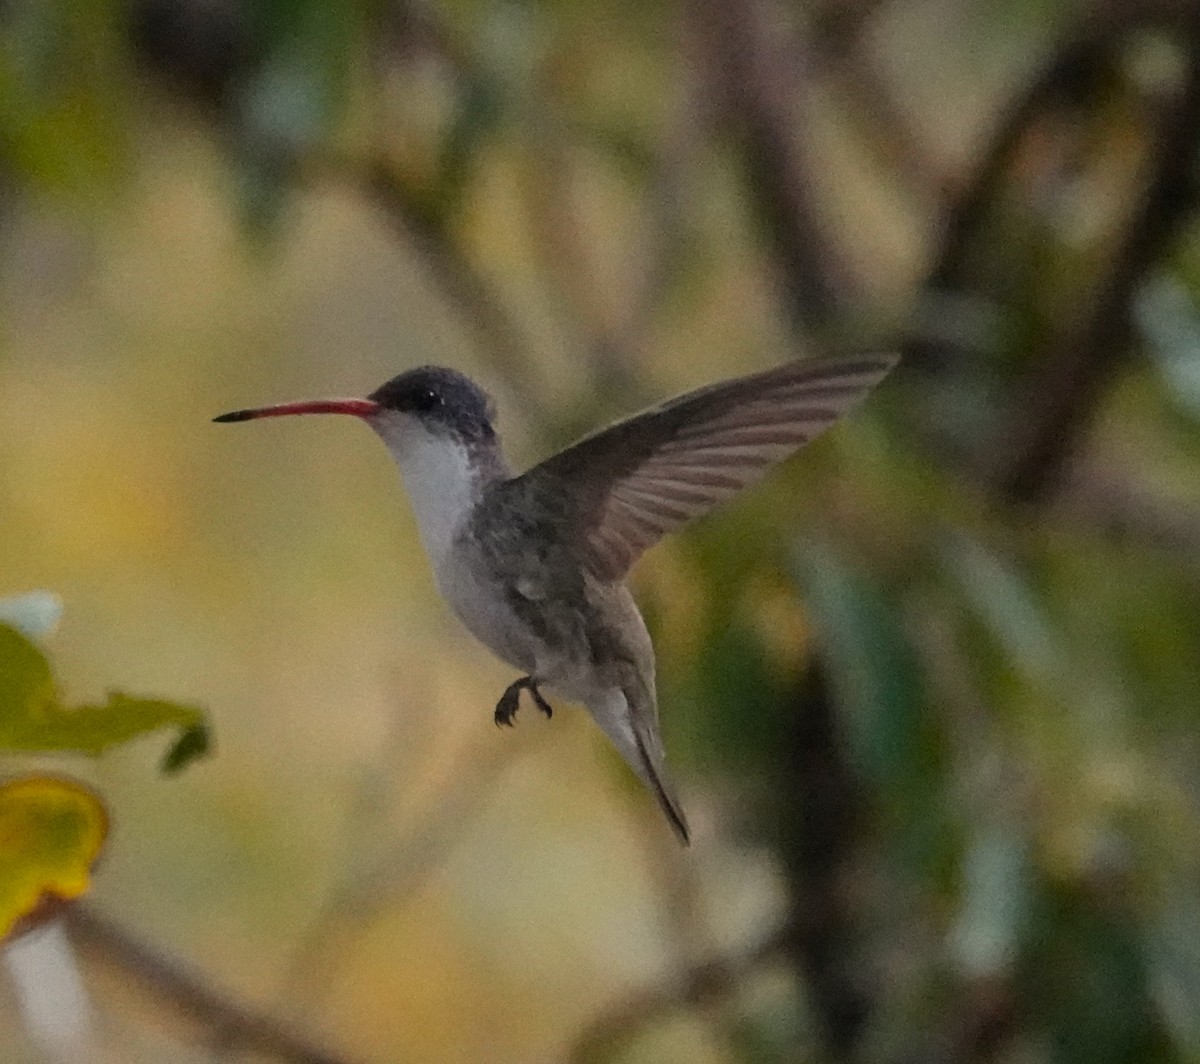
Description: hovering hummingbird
xmin=215 ymin=354 xmax=896 ymax=842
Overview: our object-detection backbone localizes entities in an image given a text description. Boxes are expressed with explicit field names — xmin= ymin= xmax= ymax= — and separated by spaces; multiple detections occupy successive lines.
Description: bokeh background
xmin=4 ymin=0 xmax=1200 ymax=1061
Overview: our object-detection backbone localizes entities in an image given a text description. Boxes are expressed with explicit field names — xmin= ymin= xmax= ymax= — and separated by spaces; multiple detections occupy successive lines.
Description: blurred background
xmin=3 ymin=0 xmax=1200 ymax=1061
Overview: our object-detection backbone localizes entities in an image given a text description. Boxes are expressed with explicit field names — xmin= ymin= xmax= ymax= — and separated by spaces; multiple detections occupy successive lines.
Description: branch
xmin=281 ymin=733 xmax=529 ymax=1007
xmin=1059 ymin=459 xmax=1200 ymax=560
xmin=303 ymin=151 xmax=553 ymax=424
xmin=908 ymin=2 xmax=1200 ymax=375
xmin=932 ymin=37 xmax=1117 ymax=295
xmin=65 ymin=906 xmax=360 ymax=1064
xmin=992 ymin=14 xmax=1200 ymax=501
xmin=687 ymin=0 xmax=852 ymax=336
xmin=809 ymin=0 xmax=948 ymax=205
xmin=568 ymin=924 xmax=789 ymax=1064
xmin=775 ymin=661 xmax=870 ymax=1060
xmin=131 ymin=2 xmax=556 ymax=427
xmin=905 ymin=33 xmax=1119 ymax=376
xmin=568 ymin=671 xmax=870 ymax=1064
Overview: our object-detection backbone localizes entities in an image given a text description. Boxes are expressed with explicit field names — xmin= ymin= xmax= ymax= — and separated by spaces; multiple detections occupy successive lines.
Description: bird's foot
xmin=528 ymin=683 xmax=553 ymax=719
xmin=494 ymin=679 xmax=524 ymax=727
xmin=494 ymin=676 xmax=554 ymax=727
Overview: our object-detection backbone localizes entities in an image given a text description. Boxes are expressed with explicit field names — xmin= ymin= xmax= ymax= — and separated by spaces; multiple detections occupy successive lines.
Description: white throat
xmin=374 ymin=422 xmax=482 ymax=563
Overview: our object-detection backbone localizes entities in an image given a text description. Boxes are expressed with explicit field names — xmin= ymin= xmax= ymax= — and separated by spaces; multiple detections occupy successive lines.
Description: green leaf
xmin=0 ymin=623 xmax=210 ymax=771
xmin=942 ymin=533 xmax=1059 ymax=686
xmin=1020 ymin=880 xmax=1171 ymax=1064
xmin=160 ymin=722 xmax=211 ymax=775
xmin=949 ymin=819 xmax=1031 ymax=977
xmin=795 ymin=542 xmax=930 ymax=790
xmin=433 ymin=69 xmax=503 ymax=216
xmin=686 ymin=612 xmax=785 ymax=770
xmin=0 ymin=620 xmax=55 ymax=716
xmin=794 ymin=541 xmax=949 ymax=876
xmin=1146 ymin=891 xmax=1200 ymax=1057
xmin=0 ymin=0 xmax=128 ymax=201
xmin=230 ymin=0 xmax=363 ymax=234
xmin=1137 ymin=274 xmax=1200 ymax=418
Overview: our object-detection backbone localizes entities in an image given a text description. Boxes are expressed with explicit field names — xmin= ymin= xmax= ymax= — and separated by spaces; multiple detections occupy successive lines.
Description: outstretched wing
xmin=514 ymin=354 xmax=897 ymax=581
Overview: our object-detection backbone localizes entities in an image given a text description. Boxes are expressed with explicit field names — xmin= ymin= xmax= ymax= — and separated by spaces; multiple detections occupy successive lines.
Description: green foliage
xmin=687 ymin=610 xmax=785 ymax=771
xmin=797 ymin=542 xmax=929 ymax=793
xmin=0 ymin=621 xmax=210 ymax=773
xmin=949 ymin=818 xmax=1031 ymax=977
xmin=1021 ymin=880 xmax=1172 ymax=1064
xmin=943 ymin=533 xmax=1060 ymax=689
xmin=0 ymin=591 xmax=207 ymax=943
xmin=796 ymin=541 xmax=950 ymax=877
xmin=231 ymin=2 xmax=367 ymax=231
xmin=0 ymin=0 xmax=127 ymax=201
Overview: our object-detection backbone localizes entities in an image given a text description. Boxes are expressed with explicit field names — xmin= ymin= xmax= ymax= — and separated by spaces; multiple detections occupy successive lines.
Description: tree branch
xmin=992 ymin=13 xmax=1200 ymax=501
xmin=917 ymin=1 xmax=1200 ymax=326
xmin=809 ymin=0 xmax=947 ymax=205
xmin=65 ymin=906 xmax=360 ymax=1064
xmin=281 ymin=734 xmax=530 ymax=1008
xmin=688 ymin=0 xmax=852 ymax=336
xmin=775 ymin=661 xmax=870 ymax=1060
xmin=905 ymin=33 xmax=1120 ymax=376
xmin=568 ymin=924 xmax=789 ymax=1064
xmin=303 ymin=151 xmax=553 ymax=424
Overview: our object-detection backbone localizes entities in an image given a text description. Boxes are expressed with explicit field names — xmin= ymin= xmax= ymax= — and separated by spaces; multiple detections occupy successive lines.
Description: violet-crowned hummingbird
xmin=215 ymin=354 xmax=896 ymax=843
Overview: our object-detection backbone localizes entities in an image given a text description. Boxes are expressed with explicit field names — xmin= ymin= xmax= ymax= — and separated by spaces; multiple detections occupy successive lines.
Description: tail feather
xmin=586 ymin=686 xmax=691 ymax=844
xmin=631 ymin=727 xmax=691 ymax=844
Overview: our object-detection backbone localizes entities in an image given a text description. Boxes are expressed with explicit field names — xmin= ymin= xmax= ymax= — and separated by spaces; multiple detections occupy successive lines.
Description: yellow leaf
xmin=0 ymin=777 xmax=108 ymax=943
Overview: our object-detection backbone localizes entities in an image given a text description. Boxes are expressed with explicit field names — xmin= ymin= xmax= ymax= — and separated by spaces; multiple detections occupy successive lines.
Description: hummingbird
xmin=215 ymin=354 xmax=896 ymax=843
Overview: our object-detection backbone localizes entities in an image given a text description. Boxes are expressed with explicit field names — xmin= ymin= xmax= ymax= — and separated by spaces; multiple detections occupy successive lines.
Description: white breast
xmin=373 ymin=420 xmax=479 ymax=565
xmin=370 ymin=413 xmax=541 ymax=670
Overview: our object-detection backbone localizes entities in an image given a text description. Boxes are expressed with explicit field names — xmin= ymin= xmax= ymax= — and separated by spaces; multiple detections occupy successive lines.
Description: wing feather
xmin=513 ymin=354 xmax=897 ymax=581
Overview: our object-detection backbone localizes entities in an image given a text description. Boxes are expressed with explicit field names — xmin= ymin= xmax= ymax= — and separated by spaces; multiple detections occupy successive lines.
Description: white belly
xmin=432 ymin=549 xmax=540 ymax=672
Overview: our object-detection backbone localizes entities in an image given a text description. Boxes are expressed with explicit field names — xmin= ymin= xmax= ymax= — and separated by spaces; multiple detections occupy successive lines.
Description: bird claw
xmin=529 ymin=684 xmax=553 ymax=719
xmin=494 ymin=682 xmax=522 ymax=727
xmin=494 ymin=676 xmax=553 ymax=727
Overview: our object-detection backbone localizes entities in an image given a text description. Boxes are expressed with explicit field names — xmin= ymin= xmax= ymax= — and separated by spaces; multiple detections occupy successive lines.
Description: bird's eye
xmin=411 ymin=388 xmax=441 ymax=412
